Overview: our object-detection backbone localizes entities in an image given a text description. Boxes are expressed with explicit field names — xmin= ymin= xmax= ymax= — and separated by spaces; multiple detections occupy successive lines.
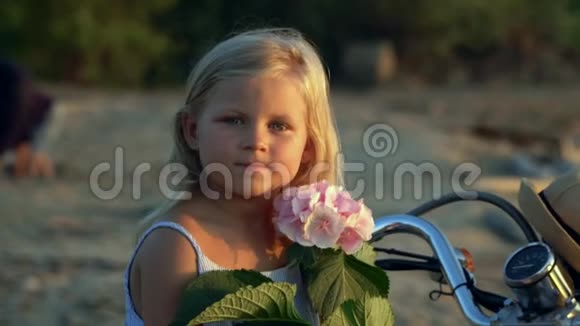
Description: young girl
xmin=124 ymin=28 xmax=344 ymax=326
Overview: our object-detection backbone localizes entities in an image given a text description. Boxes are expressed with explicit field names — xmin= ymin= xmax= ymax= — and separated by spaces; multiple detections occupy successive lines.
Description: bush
xmin=2 ymin=0 xmax=580 ymax=86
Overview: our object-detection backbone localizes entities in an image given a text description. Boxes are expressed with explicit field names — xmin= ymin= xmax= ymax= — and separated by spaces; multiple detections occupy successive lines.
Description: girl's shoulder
xmin=133 ymin=219 xmax=200 ymax=275
xmin=136 ymin=209 xmax=207 ymax=260
xmin=131 ymin=207 xmax=204 ymax=271
xmin=135 ymin=199 xmax=206 ymax=264
xmin=128 ymin=219 xmax=201 ymax=324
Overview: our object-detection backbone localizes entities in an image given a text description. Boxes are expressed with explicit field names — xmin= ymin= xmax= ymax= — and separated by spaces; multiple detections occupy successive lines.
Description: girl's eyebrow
xmin=218 ymin=109 xmax=296 ymax=121
xmin=216 ymin=108 xmax=245 ymax=115
xmin=269 ymin=113 xmax=295 ymax=121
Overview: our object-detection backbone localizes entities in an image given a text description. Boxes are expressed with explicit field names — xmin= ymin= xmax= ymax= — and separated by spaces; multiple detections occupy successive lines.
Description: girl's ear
xmin=301 ymin=138 xmax=314 ymax=164
xmin=181 ymin=112 xmax=199 ymax=150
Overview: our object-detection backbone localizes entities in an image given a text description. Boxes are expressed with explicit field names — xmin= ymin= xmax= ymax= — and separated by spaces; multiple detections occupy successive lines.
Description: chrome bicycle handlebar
xmin=373 ymin=214 xmax=493 ymax=325
xmin=373 ymin=214 xmax=580 ymax=325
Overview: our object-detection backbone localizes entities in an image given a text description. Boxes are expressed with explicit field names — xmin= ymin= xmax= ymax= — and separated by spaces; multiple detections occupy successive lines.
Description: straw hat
xmin=518 ymin=169 xmax=580 ymax=272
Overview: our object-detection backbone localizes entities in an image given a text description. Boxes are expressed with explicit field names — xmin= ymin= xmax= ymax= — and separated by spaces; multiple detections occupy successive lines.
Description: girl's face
xmin=184 ymin=74 xmax=313 ymax=198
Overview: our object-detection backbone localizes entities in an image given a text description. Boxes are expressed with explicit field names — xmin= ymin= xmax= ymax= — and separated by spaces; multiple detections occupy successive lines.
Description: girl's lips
xmin=236 ymin=162 xmax=267 ymax=167
xmin=235 ymin=162 xmax=270 ymax=171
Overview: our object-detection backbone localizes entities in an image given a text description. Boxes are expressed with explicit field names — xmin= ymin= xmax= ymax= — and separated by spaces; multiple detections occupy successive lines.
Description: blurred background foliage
xmin=2 ymin=0 xmax=580 ymax=87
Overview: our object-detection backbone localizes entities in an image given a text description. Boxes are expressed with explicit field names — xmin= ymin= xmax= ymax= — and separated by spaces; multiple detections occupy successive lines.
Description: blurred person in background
xmin=0 ymin=58 xmax=55 ymax=178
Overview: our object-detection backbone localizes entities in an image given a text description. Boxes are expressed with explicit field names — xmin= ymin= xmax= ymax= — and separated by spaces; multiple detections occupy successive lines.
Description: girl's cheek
xmin=204 ymin=123 xmax=234 ymax=138
xmin=217 ymin=126 xmax=238 ymax=137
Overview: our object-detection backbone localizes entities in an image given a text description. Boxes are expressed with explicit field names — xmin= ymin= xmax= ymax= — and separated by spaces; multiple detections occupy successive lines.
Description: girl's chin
xmin=200 ymin=174 xmax=290 ymax=200
xmin=231 ymin=183 xmax=277 ymax=199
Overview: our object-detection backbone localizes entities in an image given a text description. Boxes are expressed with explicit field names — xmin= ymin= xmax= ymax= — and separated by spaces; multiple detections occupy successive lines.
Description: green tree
xmin=1 ymin=0 xmax=176 ymax=86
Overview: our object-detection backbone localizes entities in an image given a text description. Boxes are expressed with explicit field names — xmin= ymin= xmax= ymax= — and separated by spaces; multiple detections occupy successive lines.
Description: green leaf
xmin=307 ymin=250 xmax=390 ymax=319
xmin=352 ymin=243 xmax=377 ymax=266
xmin=171 ymin=270 xmax=272 ymax=326
xmin=187 ymin=282 xmax=310 ymax=325
xmin=323 ymin=293 xmax=395 ymax=326
xmin=287 ymin=243 xmax=316 ymax=267
xmin=321 ymin=300 xmax=358 ymax=326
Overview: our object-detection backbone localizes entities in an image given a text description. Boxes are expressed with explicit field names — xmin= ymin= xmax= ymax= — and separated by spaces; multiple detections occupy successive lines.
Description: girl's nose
xmin=240 ymin=124 xmax=268 ymax=152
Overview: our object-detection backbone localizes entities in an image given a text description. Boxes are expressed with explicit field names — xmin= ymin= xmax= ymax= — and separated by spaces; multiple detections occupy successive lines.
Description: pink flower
xmin=272 ymin=180 xmax=374 ymax=254
xmin=337 ymin=203 xmax=374 ymax=254
xmin=337 ymin=227 xmax=364 ymax=254
xmin=274 ymin=214 xmax=314 ymax=246
xmin=311 ymin=179 xmax=330 ymax=192
xmin=273 ymin=187 xmax=314 ymax=246
xmin=273 ymin=194 xmax=294 ymax=219
xmin=319 ymin=182 xmax=339 ymax=208
xmin=335 ymin=191 xmax=361 ymax=219
xmin=304 ymin=203 xmax=345 ymax=248
xmin=291 ymin=184 xmax=321 ymax=222
xmin=346 ymin=202 xmax=374 ymax=241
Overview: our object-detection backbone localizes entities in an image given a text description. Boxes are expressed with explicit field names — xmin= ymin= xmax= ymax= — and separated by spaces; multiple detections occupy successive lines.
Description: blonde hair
xmin=138 ymin=28 xmax=344 ymax=235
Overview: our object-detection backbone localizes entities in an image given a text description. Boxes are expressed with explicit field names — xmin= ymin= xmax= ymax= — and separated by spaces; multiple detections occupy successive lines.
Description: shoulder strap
xmin=126 ymin=221 xmax=203 ymax=277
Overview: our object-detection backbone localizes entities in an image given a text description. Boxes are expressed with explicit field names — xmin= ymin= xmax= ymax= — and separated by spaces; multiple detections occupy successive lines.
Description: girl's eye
xmin=223 ymin=117 xmax=243 ymax=125
xmin=270 ymin=121 xmax=289 ymax=131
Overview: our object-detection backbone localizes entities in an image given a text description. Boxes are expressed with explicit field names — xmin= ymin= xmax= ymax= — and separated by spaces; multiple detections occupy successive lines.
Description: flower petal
xmin=304 ymin=204 xmax=345 ymax=248
xmin=346 ymin=204 xmax=375 ymax=240
xmin=338 ymin=227 xmax=364 ymax=254
xmin=274 ymin=215 xmax=313 ymax=246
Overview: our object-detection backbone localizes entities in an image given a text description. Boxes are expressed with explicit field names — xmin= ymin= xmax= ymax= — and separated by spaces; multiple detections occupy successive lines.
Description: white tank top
xmin=123 ymin=221 xmax=320 ymax=325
